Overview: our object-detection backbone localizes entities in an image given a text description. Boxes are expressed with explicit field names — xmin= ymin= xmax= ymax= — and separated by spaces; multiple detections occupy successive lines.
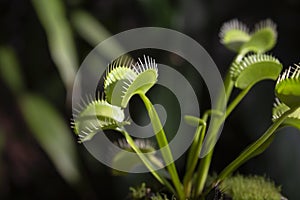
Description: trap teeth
xmin=275 ymin=64 xmax=300 ymax=108
xmin=229 ymin=54 xmax=282 ymax=89
xmin=73 ymin=98 xmax=126 ymax=142
xmin=104 ymin=55 xmax=158 ymax=108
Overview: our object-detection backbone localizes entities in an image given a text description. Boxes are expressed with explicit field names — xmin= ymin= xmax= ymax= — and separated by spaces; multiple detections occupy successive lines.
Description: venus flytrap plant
xmin=226 ymin=54 xmax=282 ymax=117
xmin=191 ymin=22 xmax=273 ymax=187
xmin=104 ymin=56 xmax=158 ymax=108
xmin=216 ymin=64 xmax=300 ymax=185
xmin=72 ymin=19 xmax=300 ymax=200
xmin=103 ymin=56 xmax=184 ymax=199
xmin=220 ymin=19 xmax=277 ymax=56
xmin=73 ymin=57 xmax=179 ymax=195
xmin=204 ymin=25 xmax=300 ymax=200
xmin=219 ymin=19 xmax=278 ymax=102
xmin=191 ymin=19 xmax=282 ymax=198
xmin=219 ymin=19 xmax=250 ymax=53
xmin=240 ymin=19 xmax=277 ymax=55
xmin=220 ymin=19 xmax=279 ymax=102
xmin=230 ymin=54 xmax=282 ymax=90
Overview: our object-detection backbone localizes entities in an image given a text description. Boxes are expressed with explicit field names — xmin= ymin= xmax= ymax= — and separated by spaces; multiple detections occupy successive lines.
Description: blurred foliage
xmin=20 ymin=94 xmax=80 ymax=184
xmin=0 ymin=0 xmax=299 ymax=199
xmin=31 ymin=0 xmax=78 ymax=90
xmin=0 ymin=46 xmax=24 ymax=94
xmin=71 ymin=10 xmax=112 ymax=46
xmin=71 ymin=10 xmax=126 ymax=59
xmin=0 ymin=42 xmax=81 ymax=187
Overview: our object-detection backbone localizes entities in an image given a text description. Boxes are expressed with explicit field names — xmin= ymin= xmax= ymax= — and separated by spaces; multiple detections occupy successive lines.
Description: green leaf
xmin=20 ymin=94 xmax=80 ymax=184
xmin=273 ymin=98 xmax=300 ymax=130
xmin=0 ymin=46 xmax=24 ymax=94
xmin=71 ymin=10 xmax=111 ymax=46
xmin=70 ymin=10 xmax=126 ymax=63
xmin=241 ymin=19 xmax=277 ymax=54
xmin=104 ymin=56 xmax=158 ymax=108
xmin=218 ymin=108 xmax=295 ymax=182
xmin=220 ymin=19 xmax=277 ymax=54
xmin=219 ymin=19 xmax=251 ymax=52
xmin=73 ymin=98 xmax=129 ymax=142
xmin=71 ymin=10 xmax=124 ymax=51
xmin=122 ymin=65 xmax=157 ymax=107
xmin=32 ymin=0 xmax=78 ymax=89
xmin=248 ymin=134 xmax=275 ymax=160
xmin=104 ymin=57 xmax=137 ymax=107
xmin=230 ymin=54 xmax=282 ymax=89
xmin=275 ymin=64 xmax=300 ymax=108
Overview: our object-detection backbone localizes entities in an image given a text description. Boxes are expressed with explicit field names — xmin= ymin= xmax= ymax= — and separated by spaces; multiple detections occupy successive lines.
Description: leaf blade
xmin=20 ymin=94 xmax=81 ymax=184
xmin=32 ymin=0 xmax=78 ymax=89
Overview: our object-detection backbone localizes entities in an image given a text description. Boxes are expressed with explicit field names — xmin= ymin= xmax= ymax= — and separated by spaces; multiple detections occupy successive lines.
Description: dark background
xmin=0 ymin=0 xmax=299 ymax=199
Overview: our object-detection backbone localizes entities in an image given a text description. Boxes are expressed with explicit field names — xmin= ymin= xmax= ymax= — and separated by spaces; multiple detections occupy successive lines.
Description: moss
xmin=130 ymin=183 xmax=149 ymax=199
xmin=129 ymin=183 xmax=173 ymax=200
xmin=150 ymin=193 xmax=170 ymax=200
xmin=219 ymin=174 xmax=282 ymax=200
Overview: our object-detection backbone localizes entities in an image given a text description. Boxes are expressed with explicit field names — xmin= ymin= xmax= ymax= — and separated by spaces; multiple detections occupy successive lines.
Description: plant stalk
xmin=119 ymin=128 xmax=176 ymax=194
xmin=183 ymin=123 xmax=206 ymax=196
xmin=193 ymin=72 xmax=234 ymax=197
xmin=226 ymin=86 xmax=252 ymax=118
xmin=217 ymin=108 xmax=296 ymax=181
xmin=139 ymin=93 xmax=185 ymax=200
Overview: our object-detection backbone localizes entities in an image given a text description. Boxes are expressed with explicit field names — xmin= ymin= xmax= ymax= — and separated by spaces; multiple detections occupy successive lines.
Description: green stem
xmin=201 ymin=85 xmax=273 ymax=196
xmin=193 ymin=74 xmax=234 ymax=197
xmin=185 ymin=125 xmax=204 ymax=172
xmin=217 ymin=108 xmax=296 ymax=181
xmin=185 ymin=113 xmax=211 ymax=170
xmin=139 ymin=93 xmax=184 ymax=200
xmin=183 ymin=110 xmax=223 ymax=197
xmin=193 ymin=53 xmax=247 ymax=198
xmin=226 ymin=86 xmax=252 ymax=118
xmin=118 ymin=128 xmax=176 ymax=194
xmin=185 ymin=111 xmax=223 ymax=171
xmin=196 ymin=87 xmax=251 ymax=196
xmin=183 ymin=123 xmax=206 ymax=196
xmin=193 ymin=150 xmax=213 ymax=197
xmin=224 ymin=72 xmax=235 ymax=102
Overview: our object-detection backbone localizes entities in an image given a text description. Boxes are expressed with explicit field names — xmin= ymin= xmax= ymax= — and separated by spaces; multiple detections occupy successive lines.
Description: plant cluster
xmin=72 ymin=19 xmax=300 ymax=199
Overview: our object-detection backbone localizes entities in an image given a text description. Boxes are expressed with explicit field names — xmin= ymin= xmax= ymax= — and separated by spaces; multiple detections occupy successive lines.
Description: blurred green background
xmin=0 ymin=0 xmax=299 ymax=199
